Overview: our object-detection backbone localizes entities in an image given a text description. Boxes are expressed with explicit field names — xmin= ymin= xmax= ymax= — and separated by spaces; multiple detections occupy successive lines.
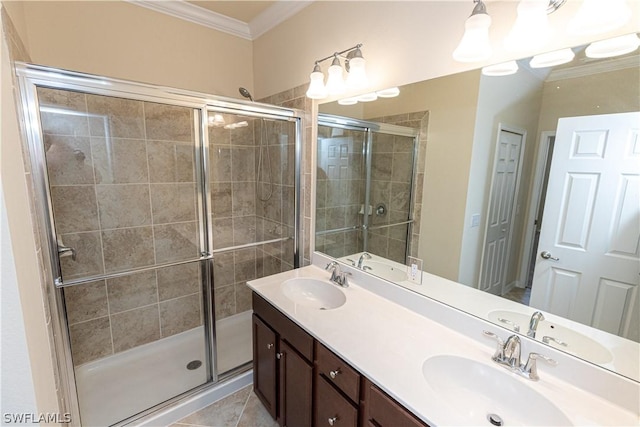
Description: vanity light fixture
xmin=336 ymin=87 xmax=400 ymax=105
xmin=529 ymin=48 xmax=575 ymax=68
xmin=482 ymin=60 xmax=519 ymax=76
xmin=585 ymin=33 xmax=640 ymax=58
xmin=306 ymin=44 xmax=368 ymax=100
xmin=568 ymin=0 xmax=632 ymax=36
xmin=504 ymin=0 xmax=552 ymax=52
xmin=376 ymin=87 xmax=400 ymax=98
xmin=452 ymin=0 xmax=492 ymax=62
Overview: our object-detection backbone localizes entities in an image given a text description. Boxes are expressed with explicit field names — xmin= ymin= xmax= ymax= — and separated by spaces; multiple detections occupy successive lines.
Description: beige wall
xmin=12 ymin=1 xmax=254 ymax=97
xmin=459 ymin=70 xmax=544 ymax=287
xmin=1 ymin=6 xmax=61 ymax=420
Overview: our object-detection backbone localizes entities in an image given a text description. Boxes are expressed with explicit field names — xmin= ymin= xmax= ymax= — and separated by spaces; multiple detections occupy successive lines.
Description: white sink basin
xmin=488 ymin=310 xmax=613 ymax=364
xmin=363 ymin=261 xmax=408 ymax=282
xmin=281 ymin=278 xmax=346 ymax=310
xmin=422 ymin=355 xmax=572 ymax=426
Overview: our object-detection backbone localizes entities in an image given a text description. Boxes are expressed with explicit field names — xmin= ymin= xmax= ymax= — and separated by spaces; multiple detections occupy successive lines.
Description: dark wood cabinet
xmin=253 ymin=293 xmax=313 ymax=427
xmin=361 ymin=379 xmax=428 ymax=427
xmin=252 ymin=314 xmax=277 ymax=418
xmin=252 ymin=292 xmax=428 ymax=427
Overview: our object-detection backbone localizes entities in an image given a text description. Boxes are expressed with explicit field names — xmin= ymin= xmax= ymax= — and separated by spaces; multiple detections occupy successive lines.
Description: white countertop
xmin=247 ymin=265 xmax=640 ymax=426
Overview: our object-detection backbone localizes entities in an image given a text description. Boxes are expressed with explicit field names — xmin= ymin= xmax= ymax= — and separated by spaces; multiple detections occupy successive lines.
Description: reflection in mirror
xmin=315 ymin=116 xmax=422 ymax=267
xmin=315 ymin=44 xmax=640 ymax=381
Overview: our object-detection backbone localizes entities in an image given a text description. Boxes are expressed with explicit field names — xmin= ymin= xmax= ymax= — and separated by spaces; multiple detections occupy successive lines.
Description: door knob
xmin=540 ymin=251 xmax=559 ymax=261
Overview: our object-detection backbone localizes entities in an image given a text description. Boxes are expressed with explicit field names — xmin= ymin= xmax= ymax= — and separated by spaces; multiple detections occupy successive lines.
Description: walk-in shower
xmin=16 ymin=64 xmax=302 ymax=426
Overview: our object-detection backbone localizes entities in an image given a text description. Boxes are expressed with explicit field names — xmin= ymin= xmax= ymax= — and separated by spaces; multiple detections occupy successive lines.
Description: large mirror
xmin=315 ymin=41 xmax=640 ymax=381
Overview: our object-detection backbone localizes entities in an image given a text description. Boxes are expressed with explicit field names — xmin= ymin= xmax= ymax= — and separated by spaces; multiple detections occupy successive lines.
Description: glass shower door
xmin=36 ymin=87 xmax=210 ymax=426
xmin=207 ymin=111 xmax=298 ymax=375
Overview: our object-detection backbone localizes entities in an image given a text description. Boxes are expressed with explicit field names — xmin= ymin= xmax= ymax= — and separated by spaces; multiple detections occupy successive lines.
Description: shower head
xmin=238 ymin=87 xmax=254 ymax=102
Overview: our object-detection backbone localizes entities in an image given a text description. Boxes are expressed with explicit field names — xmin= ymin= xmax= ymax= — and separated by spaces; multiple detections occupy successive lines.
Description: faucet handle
xmin=325 ymin=261 xmax=338 ymax=270
xmin=483 ymin=331 xmax=505 ymax=361
xmin=524 ymin=352 xmax=557 ymax=381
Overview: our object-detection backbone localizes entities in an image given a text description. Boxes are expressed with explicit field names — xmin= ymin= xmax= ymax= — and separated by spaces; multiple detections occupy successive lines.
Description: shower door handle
xmin=58 ymin=245 xmax=77 ymax=261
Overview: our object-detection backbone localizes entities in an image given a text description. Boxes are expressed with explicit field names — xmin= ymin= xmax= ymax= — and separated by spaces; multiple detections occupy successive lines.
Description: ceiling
xmin=188 ymin=1 xmax=276 ymax=23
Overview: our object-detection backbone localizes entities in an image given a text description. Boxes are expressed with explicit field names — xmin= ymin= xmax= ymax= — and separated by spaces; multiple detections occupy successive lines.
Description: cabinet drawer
xmin=315 ymin=376 xmax=358 ymax=427
xmin=364 ymin=380 xmax=428 ymax=427
xmin=253 ymin=292 xmax=314 ymax=361
xmin=316 ymin=342 xmax=360 ymax=403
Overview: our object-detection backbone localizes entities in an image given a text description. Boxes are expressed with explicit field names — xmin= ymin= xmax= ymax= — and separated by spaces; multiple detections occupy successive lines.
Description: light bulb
xmin=346 ymin=56 xmax=368 ymax=90
xmin=306 ymin=65 xmax=327 ymax=99
xmin=504 ymin=0 xmax=551 ymax=52
xmin=529 ymin=48 xmax=575 ymax=68
xmin=585 ymin=33 xmax=640 ymax=58
xmin=482 ymin=61 xmax=519 ymax=76
xmin=568 ymin=0 xmax=631 ymax=36
xmin=326 ymin=56 xmax=346 ymax=96
xmin=453 ymin=4 xmax=492 ymax=62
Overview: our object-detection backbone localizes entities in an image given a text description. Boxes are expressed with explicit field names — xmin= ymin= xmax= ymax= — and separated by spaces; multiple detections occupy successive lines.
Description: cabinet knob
xmin=329 ymin=368 xmax=341 ymax=379
xmin=267 ymin=343 xmax=274 ymax=349
xmin=328 ymin=416 xmax=338 ymax=426
xmin=276 ymin=352 xmax=283 ymax=360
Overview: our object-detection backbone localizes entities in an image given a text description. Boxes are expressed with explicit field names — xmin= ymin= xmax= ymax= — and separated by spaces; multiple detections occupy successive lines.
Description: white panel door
xmin=530 ymin=112 xmax=640 ymax=341
xmin=481 ymin=129 xmax=525 ymax=295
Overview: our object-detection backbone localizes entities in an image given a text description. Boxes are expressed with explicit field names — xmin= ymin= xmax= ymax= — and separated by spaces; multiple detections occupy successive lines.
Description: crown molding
xmin=128 ymin=0 xmax=252 ymax=39
xmin=250 ymin=1 xmax=313 ymax=40
xmin=546 ymin=54 xmax=639 ymax=81
xmin=127 ymin=0 xmax=312 ymax=41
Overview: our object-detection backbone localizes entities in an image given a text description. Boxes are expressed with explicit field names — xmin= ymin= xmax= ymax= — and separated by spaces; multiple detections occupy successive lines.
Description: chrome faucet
xmin=527 ymin=311 xmax=545 ymax=338
xmin=484 ymin=331 xmax=557 ymax=381
xmin=325 ymin=261 xmax=351 ymax=287
xmin=357 ymin=252 xmax=372 ymax=268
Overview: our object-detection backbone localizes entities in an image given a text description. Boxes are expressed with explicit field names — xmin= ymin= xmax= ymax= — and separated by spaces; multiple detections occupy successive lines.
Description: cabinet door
xmin=253 ymin=314 xmax=277 ymax=419
xmin=279 ymin=340 xmax=313 ymax=427
xmin=315 ymin=376 xmax=358 ymax=427
xmin=362 ymin=379 xmax=428 ymax=427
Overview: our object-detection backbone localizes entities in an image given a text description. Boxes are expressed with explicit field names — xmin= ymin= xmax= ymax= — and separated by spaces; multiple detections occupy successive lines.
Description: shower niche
xmin=17 ymin=64 xmax=302 ymax=427
xmin=315 ymin=114 xmax=421 ymax=269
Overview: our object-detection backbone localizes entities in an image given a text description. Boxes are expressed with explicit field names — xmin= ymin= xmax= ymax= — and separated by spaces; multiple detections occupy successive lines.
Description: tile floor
xmin=171 ymin=385 xmax=277 ymax=427
xmin=503 ymin=286 xmax=532 ymax=305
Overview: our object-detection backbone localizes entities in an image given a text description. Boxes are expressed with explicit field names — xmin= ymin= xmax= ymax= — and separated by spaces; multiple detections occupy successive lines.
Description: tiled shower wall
xmin=38 ymin=87 xmax=203 ymax=366
xmin=315 ymin=127 xmax=365 ymax=257
xmin=208 ymin=116 xmax=296 ymax=320
xmin=368 ymin=112 xmax=429 ymax=262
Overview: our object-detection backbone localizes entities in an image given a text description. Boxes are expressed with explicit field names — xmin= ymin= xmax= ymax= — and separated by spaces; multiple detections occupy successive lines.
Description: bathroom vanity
xmin=248 ymin=263 xmax=640 ymax=426
xmin=252 ymin=292 xmax=426 ymax=427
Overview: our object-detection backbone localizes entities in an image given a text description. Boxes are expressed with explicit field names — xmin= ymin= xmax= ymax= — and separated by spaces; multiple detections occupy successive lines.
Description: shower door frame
xmin=15 ymin=62 xmax=303 ymax=426
xmin=317 ymin=114 xmax=420 ymax=262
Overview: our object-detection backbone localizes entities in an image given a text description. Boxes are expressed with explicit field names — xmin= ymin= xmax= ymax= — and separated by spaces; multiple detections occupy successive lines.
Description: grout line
xmin=234 ymin=387 xmax=253 ymax=427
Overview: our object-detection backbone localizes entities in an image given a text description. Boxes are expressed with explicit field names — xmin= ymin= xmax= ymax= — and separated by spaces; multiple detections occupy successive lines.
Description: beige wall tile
xmin=107 ymin=270 xmax=158 ymax=313
xmin=144 ymin=102 xmax=193 ymax=142
xmin=211 ymin=182 xmax=232 ymax=218
xmin=157 ymin=262 xmax=201 ymax=301
xmin=37 ymin=88 xmax=90 ymax=136
xmin=147 ymin=140 xmax=195 ymax=183
xmin=150 ymin=183 xmax=196 ymax=224
xmin=213 ymin=252 xmax=234 ymax=288
xmin=210 ymin=145 xmax=232 ymax=182
xmin=50 ymin=185 xmax=99 ymax=234
xmin=160 ymin=293 xmax=201 ymax=337
xmin=231 ymin=147 xmax=255 ymax=182
xmin=86 ymin=94 xmax=145 ymax=139
xmin=212 ymin=217 xmax=233 ymax=250
xmin=111 ymin=305 xmax=160 ymax=353
xmin=235 ymin=283 xmax=252 ymax=313
xmin=214 ymin=285 xmax=235 ymax=319
xmin=43 ymin=135 xmax=94 ymax=185
xmin=69 ymin=316 xmax=112 ymax=365
xmin=153 ymin=222 xmax=198 ymax=263
xmin=59 ymin=231 xmax=104 ymax=279
xmin=233 ymin=216 xmax=256 ymax=246
xmin=231 ymin=181 xmax=255 ymax=217
xmin=91 ymin=137 xmax=149 ymax=184
xmin=102 ymin=226 xmax=155 ymax=272
xmin=96 ymin=184 xmax=152 ymax=229
xmin=64 ymin=280 xmax=108 ymax=325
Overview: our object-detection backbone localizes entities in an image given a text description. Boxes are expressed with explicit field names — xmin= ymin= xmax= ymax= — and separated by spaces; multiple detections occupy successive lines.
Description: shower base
xmin=75 ymin=310 xmax=252 ymax=426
